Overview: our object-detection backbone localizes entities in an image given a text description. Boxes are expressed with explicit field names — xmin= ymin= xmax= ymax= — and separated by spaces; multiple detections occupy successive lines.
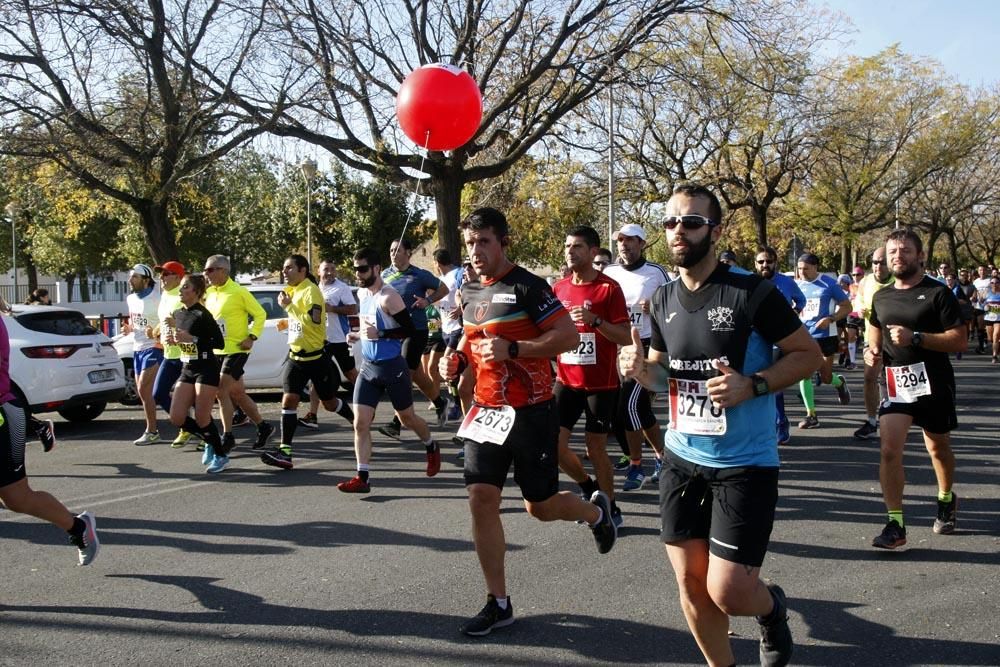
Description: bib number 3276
xmin=457 ymin=405 xmax=516 ymax=445
xmin=668 ymin=378 xmax=727 ymax=435
xmin=886 ymin=362 xmax=931 ymax=403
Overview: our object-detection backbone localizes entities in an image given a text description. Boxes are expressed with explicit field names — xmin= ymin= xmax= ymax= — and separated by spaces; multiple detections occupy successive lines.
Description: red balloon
xmin=395 ymin=64 xmax=483 ymax=152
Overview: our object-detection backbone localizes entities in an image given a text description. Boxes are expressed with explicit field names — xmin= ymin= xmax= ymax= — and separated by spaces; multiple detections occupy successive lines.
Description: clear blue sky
xmin=822 ymin=0 xmax=1000 ymax=87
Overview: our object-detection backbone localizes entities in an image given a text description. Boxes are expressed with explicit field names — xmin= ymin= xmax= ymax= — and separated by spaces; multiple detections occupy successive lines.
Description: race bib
xmin=668 ymin=378 xmax=726 ymax=435
xmin=629 ymin=304 xmax=645 ymax=330
xmin=561 ymin=332 xmax=596 ymax=365
xmin=802 ymin=298 xmax=820 ymax=321
xmin=886 ymin=362 xmax=931 ymax=403
xmin=456 ymin=405 xmax=516 ymax=445
xmin=130 ymin=312 xmax=148 ymax=329
xmin=178 ymin=341 xmax=198 ymax=363
xmin=287 ymin=319 xmax=304 ymax=344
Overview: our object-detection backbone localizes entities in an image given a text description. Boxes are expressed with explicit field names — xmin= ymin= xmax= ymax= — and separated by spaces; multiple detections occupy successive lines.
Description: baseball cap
xmin=154 ymin=260 xmax=186 ymax=277
xmin=720 ymin=250 xmax=737 ymax=262
xmin=131 ymin=263 xmax=153 ymax=279
xmin=615 ymin=223 xmax=646 ymax=241
xmin=838 ymin=273 xmax=852 ymax=284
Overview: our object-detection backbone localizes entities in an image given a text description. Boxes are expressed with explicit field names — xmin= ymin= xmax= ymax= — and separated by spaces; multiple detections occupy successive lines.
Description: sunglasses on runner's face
xmin=755 ymin=259 xmax=775 ymax=265
xmin=661 ymin=215 xmax=717 ymax=230
xmin=593 ymin=260 xmax=609 ymax=267
xmin=353 ymin=265 xmax=371 ymax=273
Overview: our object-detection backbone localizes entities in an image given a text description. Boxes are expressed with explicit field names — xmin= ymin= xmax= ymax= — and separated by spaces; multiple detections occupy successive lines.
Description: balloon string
xmin=396 ymin=130 xmax=432 ymax=249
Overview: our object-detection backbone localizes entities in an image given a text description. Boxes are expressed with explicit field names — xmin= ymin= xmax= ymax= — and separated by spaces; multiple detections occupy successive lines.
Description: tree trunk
xmin=137 ymin=200 xmax=179 ymax=264
xmin=432 ymin=172 xmax=465 ymax=260
xmin=752 ymin=205 xmax=767 ymax=248
xmin=79 ymin=271 xmax=90 ymax=302
xmin=63 ymin=272 xmax=76 ymax=303
xmin=24 ymin=255 xmax=38 ymax=294
xmin=841 ymin=241 xmax=851 ymax=275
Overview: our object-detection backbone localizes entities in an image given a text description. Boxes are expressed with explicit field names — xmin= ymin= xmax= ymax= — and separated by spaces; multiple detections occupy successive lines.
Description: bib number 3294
xmin=668 ymin=378 xmax=727 ymax=435
xmin=886 ymin=362 xmax=931 ymax=403
xmin=457 ymin=405 xmax=516 ymax=445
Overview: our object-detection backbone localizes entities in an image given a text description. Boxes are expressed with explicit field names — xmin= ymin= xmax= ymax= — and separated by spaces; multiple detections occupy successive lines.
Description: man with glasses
xmin=754 ymin=246 xmax=806 ymax=445
xmin=795 ymin=253 xmax=852 ymax=429
xmin=972 ymin=265 xmax=991 ymax=354
xmin=593 ymin=248 xmax=613 ymax=273
xmin=203 ymin=255 xmax=275 ymax=453
xmin=339 ymin=248 xmax=440 ymax=493
xmin=956 ymin=268 xmax=977 ymax=347
xmin=852 ymin=248 xmax=894 ymax=439
xmin=603 ymin=223 xmax=671 ymax=492
xmin=620 ymin=183 xmax=820 ymax=667
xmin=867 ymin=229 xmax=965 ymax=549
xmin=125 ymin=263 xmax=164 ymax=446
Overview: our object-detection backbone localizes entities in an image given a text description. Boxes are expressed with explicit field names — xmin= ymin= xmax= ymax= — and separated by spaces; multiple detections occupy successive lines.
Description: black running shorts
xmin=0 ymin=402 xmax=27 ymax=489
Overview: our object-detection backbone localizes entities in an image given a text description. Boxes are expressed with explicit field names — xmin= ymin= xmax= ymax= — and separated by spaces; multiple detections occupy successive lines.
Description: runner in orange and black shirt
xmin=440 ymin=207 xmax=617 ymax=638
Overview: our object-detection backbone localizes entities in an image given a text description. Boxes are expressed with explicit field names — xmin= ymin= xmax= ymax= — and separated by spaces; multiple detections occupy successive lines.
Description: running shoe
xmin=435 ymin=402 xmax=448 ymax=428
xmin=34 ymin=418 xmax=56 ymax=452
xmin=253 ymin=421 xmax=275 ymax=450
xmin=337 ymin=475 xmax=371 ymax=493
xmin=378 ymin=421 xmax=402 ymax=440
xmin=872 ymin=519 xmax=907 ymax=549
xmin=757 ymin=583 xmax=793 ymax=667
xmin=853 ymin=421 xmax=878 ymax=440
xmin=843 ymin=362 xmax=857 ymax=371
xmin=797 ymin=415 xmax=820 ymax=430
xmin=426 ymin=443 xmax=441 ymax=477
xmin=260 ymin=448 xmax=293 ymax=470
xmin=201 ymin=444 xmax=215 ymax=466
xmin=170 ymin=430 xmax=193 ymax=449
xmin=298 ymin=412 xmax=319 ymax=429
xmin=622 ymin=464 xmax=645 ymax=492
xmin=132 ymin=431 xmax=161 ymax=446
xmin=613 ymin=454 xmax=631 ymax=471
xmin=231 ymin=409 xmax=251 ymax=427
xmin=933 ymin=494 xmax=958 ymax=534
xmin=70 ymin=511 xmax=100 ymax=566
xmin=651 ymin=456 xmax=663 ymax=484
xmin=776 ymin=420 xmax=790 ymax=446
xmin=611 ymin=505 xmax=624 ymax=530
xmin=206 ymin=454 xmax=230 ymax=474
xmin=459 ymin=594 xmax=514 ymax=636
xmin=220 ymin=431 xmax=236 ymax=456
xmin=589 ymin=490 xmax=617 ymax=554
xmin=447 ymin=403 xmax=462 ymax=422
xmin=835 ymin=375 xmax=851 ymax=405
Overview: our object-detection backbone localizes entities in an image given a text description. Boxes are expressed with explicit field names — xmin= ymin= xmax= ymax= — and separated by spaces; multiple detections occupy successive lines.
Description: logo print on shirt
xmin=707 ymin=306 xmax=735 ymax=332
xmin=474 ymin=300 xmax=490 ymax=322
xmin=917 ymin=295 xmax=926 ymax=300
xmin=664 ymin=312 xmax=677 ymax=323
xmin=492 ymin=293 xmax=516 ymax=304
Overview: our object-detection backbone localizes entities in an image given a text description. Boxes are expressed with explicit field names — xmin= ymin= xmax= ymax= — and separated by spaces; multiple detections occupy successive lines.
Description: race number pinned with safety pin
xmin=886 ymin=362 xmax=931 ymax=403
xmin=560 ymin=332 xmax=596 ymax=365
xmin=667 ymin=378 xmax=727 ymax=435
xmin=457 ymin=405 xmax=516 ymax=445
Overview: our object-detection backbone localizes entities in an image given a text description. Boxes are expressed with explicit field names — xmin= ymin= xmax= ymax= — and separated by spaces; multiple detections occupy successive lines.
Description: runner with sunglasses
xmin=852 ymin=248 xmax=894 ymax=439
xmin=603 ymin=223 xmax=671 ymax=492
xmin=981 ymin=277 xmax=1000 ymax=362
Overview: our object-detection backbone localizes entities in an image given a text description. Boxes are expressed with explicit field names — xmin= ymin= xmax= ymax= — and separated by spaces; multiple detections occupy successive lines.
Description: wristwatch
xmin=749 ymin=373 xmax=769 ymax=398
xmin=912 ymin=331 xmax=924 ymax=347
xmin=248 ymin=333 xmax=258 ymax=341
xmin=592 ymin=316 xmax=604 ymax=328
xmin=508 ymin=340 xmax=520 ymax=359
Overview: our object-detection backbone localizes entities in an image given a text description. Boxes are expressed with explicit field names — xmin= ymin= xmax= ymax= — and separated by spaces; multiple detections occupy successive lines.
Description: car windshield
xmin=252 ymin=291 xmax=284 ymax=320
xmin=15 ymin=311 xmax=99 ymax=336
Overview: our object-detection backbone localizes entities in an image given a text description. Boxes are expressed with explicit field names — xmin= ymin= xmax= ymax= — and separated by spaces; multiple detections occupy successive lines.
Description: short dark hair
xmin=354 ymin=247 xmax=380 ymax=269
xmin=756 ymin=245 xmax=778 ymax=261
xmin=461 ymin=207 xmax=510 ymax=241
xmin=886 ymin=228 xmax=923 ymax=254
xmin=672 ymin=182 xmax=723 ymax=224
xmin=567 ymin=225 xmax=601 ymax=248
xmin=596 ymin=247 xmax=612 ymax=259
xmin=390 ymin=238 xmax=413 ymax=251
xmin=432 ymin=248 xmax=453 ymax=266
xmin=797 ymin=253 xmax=820 ymax=266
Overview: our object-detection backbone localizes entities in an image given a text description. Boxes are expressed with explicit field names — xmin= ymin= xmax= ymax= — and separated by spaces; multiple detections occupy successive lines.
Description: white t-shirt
xmin=321 ymin=278 xmax=357 ymax=344
xmin=603 ymin=260 xmax=672 ymax=339
xmin=126 ymin=289 xmax=160 ymax=352
xmin=974 ymin=277 xmax=991 ymax=309
xmin=437 ymin=266 xmax=464 ymax=335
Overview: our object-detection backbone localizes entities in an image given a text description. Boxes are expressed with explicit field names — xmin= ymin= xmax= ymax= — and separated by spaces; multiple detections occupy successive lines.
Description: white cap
xmin=131 ymin=263 xmax=153 ymax=279
xmin=615 ymin=223 xmax=646 ymax=241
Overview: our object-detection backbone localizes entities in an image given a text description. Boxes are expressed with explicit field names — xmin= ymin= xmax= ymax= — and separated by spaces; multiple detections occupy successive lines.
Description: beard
xmin=893 ymin=263 xmax=920 ymax=280
xmin=360 ymin=274 xmax=377 ymax=288
xmin=672 ymin=232 xmax=714 ymax=269
xmin=758 ymin=266 xmax=774 ymax=279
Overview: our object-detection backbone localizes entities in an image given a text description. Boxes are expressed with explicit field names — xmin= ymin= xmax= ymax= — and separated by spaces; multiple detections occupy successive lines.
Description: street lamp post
xmin=300 ymin=158 xmax=318 ymax=268
xmin=4 ymin=201 xmax=18 ymax=303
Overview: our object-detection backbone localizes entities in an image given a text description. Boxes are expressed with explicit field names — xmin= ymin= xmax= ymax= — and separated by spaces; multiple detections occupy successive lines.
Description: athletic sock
xmin=888 ymin=509 xmax=904 ymax=528
xmin=494 ymin=596 xmax=509 ymax=610
xmin=867 ymin=416 xmax=877 ymax=427
xmin=423 ymin=438 xmax=436 ymax=453
xmin=68 ymin=516 xmax=85 ymax=537
xmin=357 ymin=464 xmax=370 ymax=482
xmin=432 ymin=395 xmax=447 ymax=410
xmin=799 ymin=379 xmax=816 ymax=412
xmin=588 ymin=506 xmax=605 ymax=528
xmin=391 ymin=415 xmax=401 ymax=429
xmin=281 ymin=409 xmax=298 ymax=447
xmin=335 ymin=398 xmax=354 ymax=422
xmin=199 ymin=420 xmax=222 ymax=452
xmin=848 ymin=341 xmax=857 ymax=363
xmin=756 ymin=585 xmax=784 ymax=625
xmin=579 ymin=476 xmax=598 ymax=498
xmin=938 ymin=490 xmax=953 ymax=503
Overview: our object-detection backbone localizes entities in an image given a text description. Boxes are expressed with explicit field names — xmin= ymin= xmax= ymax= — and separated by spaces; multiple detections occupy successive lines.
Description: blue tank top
xmin=359 ymin=286 xmax=403 ymax=362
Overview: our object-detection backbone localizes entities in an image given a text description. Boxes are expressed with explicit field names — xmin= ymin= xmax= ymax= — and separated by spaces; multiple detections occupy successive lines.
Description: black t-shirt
xmin=173 ymin=302 xmax=224 ymax=362
xmin=870 ymin=276 xmax=961 ymax=383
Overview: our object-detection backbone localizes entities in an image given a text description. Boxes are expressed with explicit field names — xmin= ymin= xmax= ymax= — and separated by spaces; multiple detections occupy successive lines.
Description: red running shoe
xmin=337 ymin=475 xmax=371 ymax=493
xmin=426 ymin=443 xmax=441 ymax=477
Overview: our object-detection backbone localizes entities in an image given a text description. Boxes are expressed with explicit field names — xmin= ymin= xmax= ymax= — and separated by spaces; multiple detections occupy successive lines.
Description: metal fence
xmin=0 ymin=283 xmax=55 ymax=305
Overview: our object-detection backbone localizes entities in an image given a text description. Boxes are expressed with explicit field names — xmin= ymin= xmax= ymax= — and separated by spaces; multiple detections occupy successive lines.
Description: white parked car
xmin=114 ymin=285 xmax=360 ymax=403
xmin=4 ymin=305 xmax=126 ymax=421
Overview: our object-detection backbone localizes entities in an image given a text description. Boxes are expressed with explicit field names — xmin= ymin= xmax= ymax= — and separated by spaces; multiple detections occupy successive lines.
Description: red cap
xmin=154 ymin=260 xmax=186 ymax=277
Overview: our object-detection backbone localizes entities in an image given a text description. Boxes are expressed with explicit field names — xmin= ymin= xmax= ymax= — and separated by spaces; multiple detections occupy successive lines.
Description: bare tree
xmin=210 ymin=0 xmax=723 ymax=256
xmin=0 ymin=0 xmax=269 ymax=262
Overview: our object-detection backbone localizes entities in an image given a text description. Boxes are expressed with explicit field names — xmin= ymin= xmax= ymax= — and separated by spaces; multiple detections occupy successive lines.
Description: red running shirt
xmin=552 ymin=274 xmax=629 ymax=390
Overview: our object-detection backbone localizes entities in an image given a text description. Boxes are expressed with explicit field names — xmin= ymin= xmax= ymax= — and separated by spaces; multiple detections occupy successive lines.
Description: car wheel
xmin=58 ymin=402 xmax=107 ymax=422
xmin=120 ymin=358 xmax=140 ymax=406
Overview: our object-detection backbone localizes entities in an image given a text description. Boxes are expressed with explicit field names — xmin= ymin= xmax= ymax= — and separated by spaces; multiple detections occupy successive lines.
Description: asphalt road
xmin=2 ymin=353 xmax=999 ymax=666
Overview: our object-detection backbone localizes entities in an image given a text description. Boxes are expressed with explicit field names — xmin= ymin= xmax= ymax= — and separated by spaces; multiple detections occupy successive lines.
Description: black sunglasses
xmin=662 ymin=214 xmax=717 ymax=230
xmin=353 ymin=265 xmax=371 ymax=273
xmin=755 ymin=259 xmax=775 ymax=265
xmin=593 ymin=260 xmax=609 ymax=266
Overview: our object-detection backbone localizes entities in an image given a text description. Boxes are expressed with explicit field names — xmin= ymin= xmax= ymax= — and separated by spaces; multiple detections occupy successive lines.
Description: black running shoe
xmin=298 ymin=412 xmax=319 ymax=429
xmin=69 ymin=511 xmax=100 ymax=566
xmin=933 ymin=494 xmax=957 ymax=534
xmin=254 ymin=421 xmax=275 ymax=450
xmin=378 ymin=421 xmax=402 ymax=440
xmin=589 ymin=490 xmax=617 ymax=554
xmin=260 ymin=448 xmax=293 ymax=470
xmin=231 ymin=408 xmax=251 ymax=427
xmin=459 ymin=594 xmax=514 ymax=636
xmin=853 ymin=420 xmax=878 ymax=440
xmin=835 ymin=374 xmax=851 ymax=405
xmin=758 ymin=584 xmax=793 ymax=667
xmin=872 ymin=519 xmax=907 ymax=549
xmin=33 ymin=417 xmax=56 ymax=452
